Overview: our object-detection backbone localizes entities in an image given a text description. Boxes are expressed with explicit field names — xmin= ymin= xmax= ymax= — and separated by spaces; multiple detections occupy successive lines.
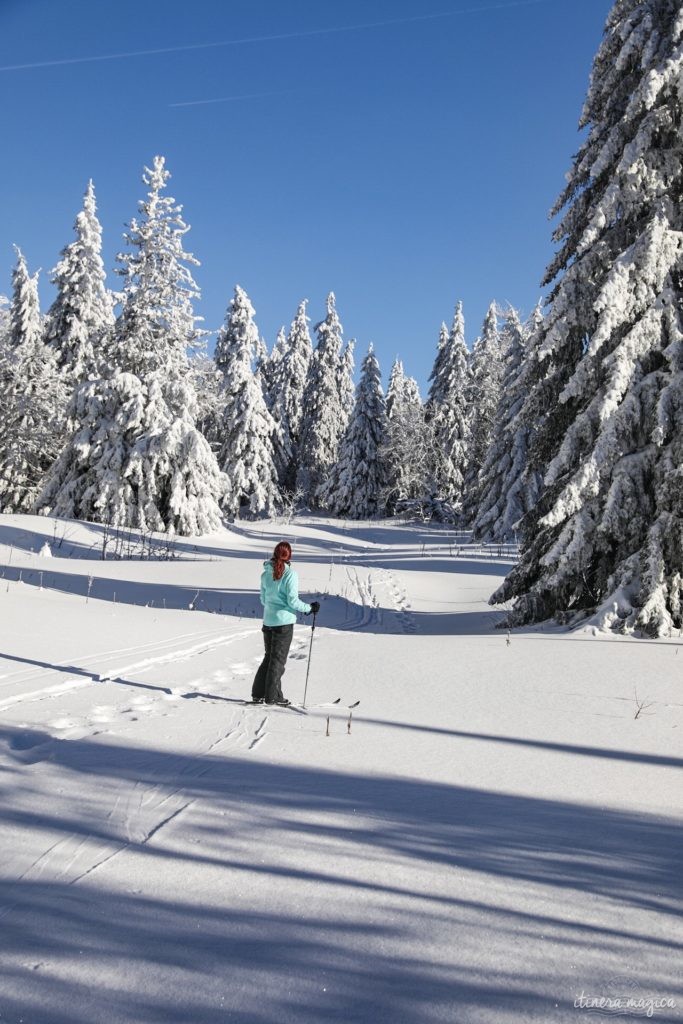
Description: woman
xmin=252 ymin=541 xmax=320 ymax=706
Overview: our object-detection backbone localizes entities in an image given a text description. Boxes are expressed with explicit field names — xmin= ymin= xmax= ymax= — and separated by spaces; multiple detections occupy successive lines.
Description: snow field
xmin=0 ymin=514 xmax=680 ymax=1023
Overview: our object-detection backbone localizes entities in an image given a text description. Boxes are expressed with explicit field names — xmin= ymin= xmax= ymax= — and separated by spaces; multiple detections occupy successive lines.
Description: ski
xmin=242 ymin=700 xmax=307 ymax=715
xmin=242 ymin=698 xmax=358 ymax=713
xmin=299 ymin=699 xmax=360 ymax=711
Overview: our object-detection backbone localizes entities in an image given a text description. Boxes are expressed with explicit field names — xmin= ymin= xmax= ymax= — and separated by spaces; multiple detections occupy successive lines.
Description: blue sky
xmin=0 ymin=0 xmax=611 ymax=390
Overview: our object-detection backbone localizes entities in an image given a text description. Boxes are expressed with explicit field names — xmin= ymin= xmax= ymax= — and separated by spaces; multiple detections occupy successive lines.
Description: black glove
xmin=309 ymin=600 xmax=320 ymax=615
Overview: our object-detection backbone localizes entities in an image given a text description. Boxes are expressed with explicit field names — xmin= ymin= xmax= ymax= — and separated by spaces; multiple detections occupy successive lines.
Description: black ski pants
xmin=252 ymin=624 xmax=294 ymax=703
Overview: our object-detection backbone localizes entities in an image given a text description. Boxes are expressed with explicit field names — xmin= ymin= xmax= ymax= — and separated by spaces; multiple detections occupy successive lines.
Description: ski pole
xmin=302 ymin=610 xmax=317 ymax=709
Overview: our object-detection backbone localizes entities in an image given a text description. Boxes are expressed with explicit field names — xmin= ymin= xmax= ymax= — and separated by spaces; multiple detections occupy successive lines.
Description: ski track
xmin=0 ymin=628 xmax=258 ymax=713
xmin=342 ymin=561 xmax=415 ymax=634
xmin=0 ymin=626 xmax=228 ymax=692
xmin=0 ymin=715 xmax=256 ymax=917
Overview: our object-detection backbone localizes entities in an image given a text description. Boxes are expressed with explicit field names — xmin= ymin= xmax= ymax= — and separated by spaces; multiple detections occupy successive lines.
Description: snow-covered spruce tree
xmin=262 ymin=326 xmax=287 ymax=409
xmin=0 ymin=249 xmax=67 ymax=512
xmin=45 ymin=180 xmax=114 ymax=382
xmin=215 ymin=286 xmax=281 ymax=518
xmin=472 ymin=306 xmax=542 ymax=542
xmin=463 ymin=302 xmax=503 ymax=519
xmin=7 ymin=247 xmax=42 ymax=352
xmin=214 ymin=284 xmax=256 ymax=377
xmin=296 ymin=292 xmax=349 ymax=505
xmin=254 ymin=334 xmax=272 ymax=405
xmin=40 ymin=373 xmax=226 ymax=534
xmin=338 ymin=339 xmax=356 ymax=435
xmin=190 ymin=351 xmax=224 ymax=450
xmin=39 ymin=157 xmax=226 ymax=535
xmin=424 ymin=302 xmax=470 ymax=516
xmin=320 ymin=345 xmax=388 ymax=518
xmin=113 ymin=156 xmax=201 ymax=382
xmin=386 ymin=358 xmax=406 ymax=420
xmin=493 ymin=0 xmax=683 ymax=637
xmin=270 ymin=300 xmax=313 ymax=490
xmin=380 ymin=363 xmax=435 ymax=515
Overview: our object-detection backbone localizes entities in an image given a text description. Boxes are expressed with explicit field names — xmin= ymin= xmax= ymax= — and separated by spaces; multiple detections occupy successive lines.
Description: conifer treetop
xmin=46 ymin=179 xmax=114 ymax=380
xmin=114 ymin=156 xmax=201 ymax=378
xmin=214 ymin=284 xmax=259 ymax=381
xmin=9 ymin=247 xmax=42 ymax=353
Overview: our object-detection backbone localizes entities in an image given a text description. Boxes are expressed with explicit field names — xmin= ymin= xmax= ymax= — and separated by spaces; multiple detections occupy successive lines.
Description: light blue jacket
xmin=260 ymin=560 xmax=312 ymax=626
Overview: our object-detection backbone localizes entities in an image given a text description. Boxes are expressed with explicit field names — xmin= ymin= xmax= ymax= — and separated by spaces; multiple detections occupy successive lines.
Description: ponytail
xmin=271 ymin=541 xmax=292 ymax=581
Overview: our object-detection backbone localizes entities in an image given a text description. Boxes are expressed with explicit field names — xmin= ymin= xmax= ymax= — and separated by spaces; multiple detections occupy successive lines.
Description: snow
xmin=0 ymin=513 xmax=680 ymax=1023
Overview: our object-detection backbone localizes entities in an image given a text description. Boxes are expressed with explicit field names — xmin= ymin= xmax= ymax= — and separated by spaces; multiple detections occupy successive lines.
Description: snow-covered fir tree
xmin=190 ymin=351 xmax=224 ymax=451
xmin=472 ymin=306 xmax=543 ymax=542
xmin=214 ymin=284 xmax=256 ymax=377
xmin=493 ymin=0 xmax=683 ymax=637
xmin=39 ymin=157 xmax=226 ymax=534
xmin=261 ymin=326 xmax=287 ymax=409
xmin=338 ymin=339 xmax=356 ymax=435
xmin=427 ymin=323 xmax=450 ymax=405
xmin=269 ymin=300 xmax=313 ymax=490
xmin=7 ymin=247 xmax=42 ymax=353
xmin=113 ymin=156 xmax=201 ymax=382
xmin=0 ymin=250 xmax=67 ymax=512
xmin=386 ymin=358 xmax=406 ymax=420
xmin=254 ymin=334 xmax=272 ymax=405
xmin=320 ymin=345 xmax=388 ymax=518
xmin=40 ymin=373 xmax=226 ymax=534
xmin=45 ymin=180 xmax=114 ymax=382
xmin=381 ymin=362 xmax=434 ymax=514
xmin=296 ymin=292 xmax=349 ymax=505
xmin=464 ymin=302 xmax=503 ymax=517
xmin=215 ymin=286 xmax=281 ymax=518
xmin=425 ymin=302 xmax=470 ymax=515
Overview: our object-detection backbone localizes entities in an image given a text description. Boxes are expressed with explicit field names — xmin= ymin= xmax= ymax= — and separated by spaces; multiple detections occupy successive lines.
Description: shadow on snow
xmin=0 ymin=727 xmax=680 ymax=1023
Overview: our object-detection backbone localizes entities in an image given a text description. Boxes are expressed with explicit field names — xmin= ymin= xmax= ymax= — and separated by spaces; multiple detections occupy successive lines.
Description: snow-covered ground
xmin=0 ymin=514 xmax=680 ymax=1024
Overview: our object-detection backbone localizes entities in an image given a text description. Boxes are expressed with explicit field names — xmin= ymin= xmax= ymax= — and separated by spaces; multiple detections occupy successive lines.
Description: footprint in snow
xmin=48 ymin=717 xmax=79 ymax=731
xmin=7 ymin=730 xmax=54 ymax=764
xmin=90 ymin=704 xmax=115 ymax=724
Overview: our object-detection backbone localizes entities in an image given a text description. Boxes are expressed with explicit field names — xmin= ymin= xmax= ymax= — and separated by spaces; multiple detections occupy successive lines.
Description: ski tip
xmin=348 ymin=700 xmax=360 ymax=708
xmin=332 ymin=698 xmax=341 ymax=704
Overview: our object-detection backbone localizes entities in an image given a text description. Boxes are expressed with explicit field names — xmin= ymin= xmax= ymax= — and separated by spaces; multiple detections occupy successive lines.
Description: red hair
xmin=271 ymin=541 xmax=292 ymax=581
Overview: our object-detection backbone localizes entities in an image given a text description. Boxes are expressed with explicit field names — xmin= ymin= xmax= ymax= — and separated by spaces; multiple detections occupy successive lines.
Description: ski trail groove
xmin=0 ymin=626 xmax=229 ymax=692
xmin=0 ymin=628 xmax=259 ymax=712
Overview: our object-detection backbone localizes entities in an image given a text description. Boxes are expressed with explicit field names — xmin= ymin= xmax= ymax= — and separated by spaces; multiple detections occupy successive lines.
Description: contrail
xmin=169 ymin=90 xmax=296 ymax=108
xmin=0 ymin=0 xmax=557 ymax=74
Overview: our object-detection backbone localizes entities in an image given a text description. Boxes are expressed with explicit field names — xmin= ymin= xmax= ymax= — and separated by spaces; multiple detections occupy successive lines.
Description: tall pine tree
xmin=0 ymin=249 xmax=66 ymax=512
xmin=425 ymin=302 xmax=470 ymax=515
xmin=494 ymin=0 xmax=683 ymax=636
xmin=112 ymin=157 xmax=200 ymax=381
xmin=215 ymin=286 xmax=281 ymax=518
xmin=386 ymin=358 xmax=406 ymax=421
xmin=270 ymin=300 xmax=313 ymax=490
xmin=320 ymin=345 xmax=388 ymax=518
xmin=297 ymin=292 xmax=348 ymax=505
xmin=464 ymin=302 xmax=503 ymax=519
xmin=472 ymin=307 xmax=542 ymax=542
xmin=45 ymin=180 xmax=114 ymax=382
xmin=382 ymin=365 xmax=424 ymax=514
